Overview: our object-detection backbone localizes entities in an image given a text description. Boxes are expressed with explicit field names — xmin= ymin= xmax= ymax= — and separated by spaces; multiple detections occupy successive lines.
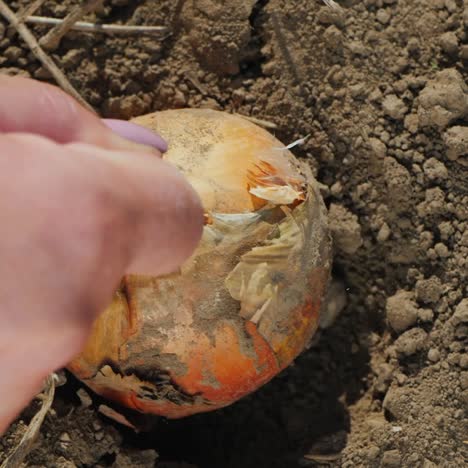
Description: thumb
xmin=62 ymin=140 xmax=204 ymax=277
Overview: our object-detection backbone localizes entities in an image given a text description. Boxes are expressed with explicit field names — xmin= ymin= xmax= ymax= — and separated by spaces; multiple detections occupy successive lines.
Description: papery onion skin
xmin=67 ymin=109 xmax=332 ymax=418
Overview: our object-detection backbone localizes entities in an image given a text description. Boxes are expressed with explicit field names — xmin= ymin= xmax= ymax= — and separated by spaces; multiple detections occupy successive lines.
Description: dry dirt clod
xmin=394 ymin=328 xmax=428 ymax=357
xmin=386 ymin=290 xmax=419 ymax=333
xmin=417 ymin=68 xmax=468 ymax=129
xmin=443 ymin=125 xmax=468 ymax=162
xmin=415 ymin=276 xmax=443 ymax=304
xmin=328 ymin=203 xmax=362 ymax=255
xmin=451 ymin=298 xmax=468 ymax=326
xmin=382 ymin=94 xmax=408 ymax=120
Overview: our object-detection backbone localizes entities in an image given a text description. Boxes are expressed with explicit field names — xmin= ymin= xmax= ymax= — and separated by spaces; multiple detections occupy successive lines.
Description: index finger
xmin=0 ymin=76 xmax=162 ymax=153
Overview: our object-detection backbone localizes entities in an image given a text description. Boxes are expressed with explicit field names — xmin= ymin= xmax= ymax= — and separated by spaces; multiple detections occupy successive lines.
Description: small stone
xmin=59 ymin=432 xmax=71 ymax=442
xmin=376 ymin=9 xmax=391 ymax=25
xmin=386 ymin=290 xmax=418 ymax=333
xmin=394 ymin=328 xmax=427 ymax=356
xmin=415 ymin=276 xmax=443 ymax=304
xmin=34 ymin=66 xmax=53 ymax=80
xmin=427 ymin=348 xmax=440 ymax=362
xmin=382 ymin=94 xmax=408 ymax=120
xmin=76 ymin=388 xmax=92 ymax=407
xmin=377 ymin=222 xmax=391 ymax=242
xmin=381 ymin=449 xmax=401 ymax=467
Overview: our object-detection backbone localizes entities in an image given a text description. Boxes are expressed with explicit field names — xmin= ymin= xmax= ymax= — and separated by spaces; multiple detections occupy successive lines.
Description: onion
xmin=68 ymin=109 xmax=332 ymax=418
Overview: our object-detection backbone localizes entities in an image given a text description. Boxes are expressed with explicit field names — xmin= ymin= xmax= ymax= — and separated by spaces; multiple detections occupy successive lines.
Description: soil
xmin=1 ymin=0 xmax=467 ymax=467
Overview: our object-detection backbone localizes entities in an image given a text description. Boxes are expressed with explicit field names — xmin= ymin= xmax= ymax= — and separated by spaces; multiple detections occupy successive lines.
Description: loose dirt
xmin=1 ymin=0 xmax=467 ymax=467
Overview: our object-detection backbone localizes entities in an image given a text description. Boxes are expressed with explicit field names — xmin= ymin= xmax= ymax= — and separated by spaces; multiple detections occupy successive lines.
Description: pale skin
xmin=0 ymin=77 xmax=204 ymax=434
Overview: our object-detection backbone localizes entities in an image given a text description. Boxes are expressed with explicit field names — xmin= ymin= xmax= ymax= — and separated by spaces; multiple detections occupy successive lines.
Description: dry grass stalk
xmin=26 ymin=15 xmax=167 ymax=36
xmin=39 ymin=0 xmax=102 ymax=51
xmin=0 ymin=375 xmax=57 ymax=468
xmin=16 ymin=0 xmax=47 ymax=21
xmin=0 ymin=0 xmax=95 ymax=112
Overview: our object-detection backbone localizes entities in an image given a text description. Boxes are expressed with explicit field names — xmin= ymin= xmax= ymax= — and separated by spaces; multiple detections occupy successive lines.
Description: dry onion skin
xmin=68 ymin=109 xmax=332 ymax=418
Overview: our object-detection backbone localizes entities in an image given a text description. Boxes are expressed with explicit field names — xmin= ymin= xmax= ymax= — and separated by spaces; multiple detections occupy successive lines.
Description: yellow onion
xmin=68 ymin=109 xmax=332 ymax=418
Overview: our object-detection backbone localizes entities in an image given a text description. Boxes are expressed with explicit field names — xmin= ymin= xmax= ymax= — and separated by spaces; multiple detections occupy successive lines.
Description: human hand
xmin=0 ymin=76 xmax=203 ymax=434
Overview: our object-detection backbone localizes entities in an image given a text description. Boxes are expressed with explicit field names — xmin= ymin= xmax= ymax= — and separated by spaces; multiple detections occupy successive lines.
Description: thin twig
xmin=16 ymin=0 xmax=47 ymax=21
xmin=0 ymin=0 xmax=95 ymax=113
xmin=1 ymin=375 xmax=57 ymax=468
xmin=322 ymin=0 xmax=343 ymax=10
xmin=304 ymin=452 xmax=342 ymax=462
xmin=235 ymin=113 xmax=278 ymax=130
xmin=39 ymin=0 xmax=102 ymax=51
xmin=26 ymin=16 xmax=168 ymax=36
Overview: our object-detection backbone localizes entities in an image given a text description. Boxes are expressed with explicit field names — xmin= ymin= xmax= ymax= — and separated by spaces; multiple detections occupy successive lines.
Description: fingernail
xmin=102 ymin=119 xmax=168 ymax=153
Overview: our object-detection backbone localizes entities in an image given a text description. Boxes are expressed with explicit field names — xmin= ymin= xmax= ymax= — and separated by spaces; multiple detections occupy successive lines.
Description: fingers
xmin=0 ymin=134 xmax=203 ymax=284
xmin=0 ymin=133 xmax=203 ymax=432
xmin=0 ymin=76 xmax=166 ymax=154
xmin=64 ymin=140 xmax=204 ymax=277
xmin=0 ymin=133 xmax=203 ymax=315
